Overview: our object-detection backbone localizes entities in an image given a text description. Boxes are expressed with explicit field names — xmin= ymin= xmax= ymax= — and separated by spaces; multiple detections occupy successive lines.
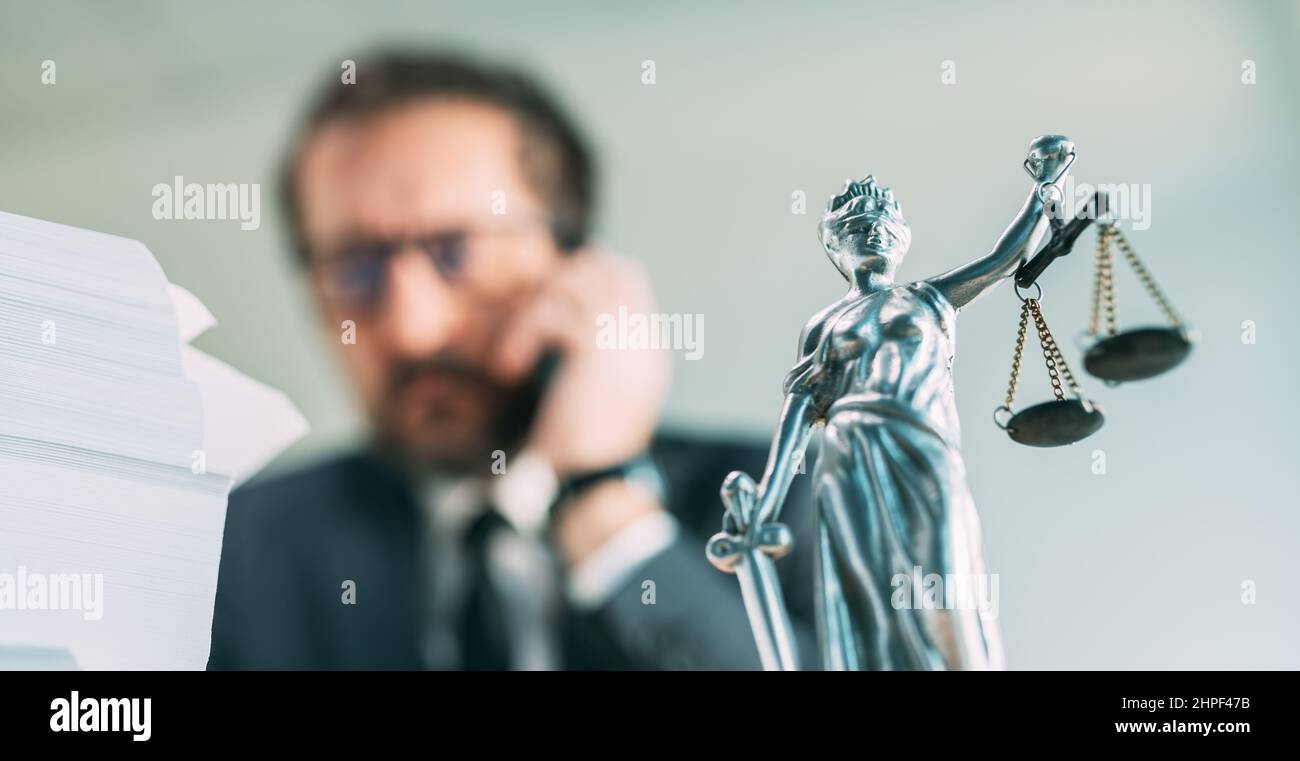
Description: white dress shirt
xmin=420 ymin=449 xmax=679 ymax=670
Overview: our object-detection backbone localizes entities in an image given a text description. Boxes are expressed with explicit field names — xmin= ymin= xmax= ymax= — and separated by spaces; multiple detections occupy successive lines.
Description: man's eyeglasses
xmin=312 ymin=216 xmax=552 ymax=310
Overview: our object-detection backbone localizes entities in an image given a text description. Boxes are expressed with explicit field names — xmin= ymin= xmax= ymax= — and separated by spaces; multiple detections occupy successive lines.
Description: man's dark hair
xmin=280 ymin=50 xmax=596 ymax=262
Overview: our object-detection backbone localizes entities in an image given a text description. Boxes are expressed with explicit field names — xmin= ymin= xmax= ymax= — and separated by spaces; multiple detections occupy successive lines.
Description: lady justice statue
xmin=707 ymin=135 xmax=1077 ymax=670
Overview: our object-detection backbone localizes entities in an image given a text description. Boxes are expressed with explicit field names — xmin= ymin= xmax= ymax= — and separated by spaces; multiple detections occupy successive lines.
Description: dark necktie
xmin=455 ymin=507 xmax=513 ymax=670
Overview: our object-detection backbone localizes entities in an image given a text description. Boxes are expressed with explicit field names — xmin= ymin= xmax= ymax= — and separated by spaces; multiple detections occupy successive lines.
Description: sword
xmin=706 ymin=470 xmax=800 ymax=670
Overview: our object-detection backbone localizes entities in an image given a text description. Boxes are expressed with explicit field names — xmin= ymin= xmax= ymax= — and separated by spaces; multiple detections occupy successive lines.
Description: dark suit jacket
xmin=208 ymin=432 xmax=818 ymax=669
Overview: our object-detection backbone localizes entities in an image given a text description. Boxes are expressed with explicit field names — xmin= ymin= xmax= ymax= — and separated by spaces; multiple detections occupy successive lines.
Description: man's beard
xmin=371 ymin=351 xmax=555 ymax=476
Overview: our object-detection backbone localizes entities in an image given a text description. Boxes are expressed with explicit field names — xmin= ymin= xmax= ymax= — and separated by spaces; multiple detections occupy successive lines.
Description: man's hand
xmin=492 ymin=248 xmax=670 ymax=475
xmin=491 ymin=249 xmax=672 ymax=564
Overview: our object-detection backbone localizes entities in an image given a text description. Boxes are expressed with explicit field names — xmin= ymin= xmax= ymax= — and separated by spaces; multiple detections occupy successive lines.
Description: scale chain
xmin=1106 ymin=223 xmax=1181 ymax=327
xmin=1004 ymin=295 xmax=1082 ymax=413
xmin=1090 ymin=225 xmax=1119 ymax=337
xmin=1037 ymin=302 xmax=1083 ymax=397
xmin=1003 ymin=299 xmax=1031 ymax=410
xmin=1030 ymin=300 xmax=1067 ymax=402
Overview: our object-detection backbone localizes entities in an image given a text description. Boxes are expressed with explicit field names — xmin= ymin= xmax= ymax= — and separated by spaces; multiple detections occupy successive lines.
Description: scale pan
xmin=1006 ymin=399 xmax=1104 ymax=447
xmin=1084 ymin=326 xmax=1193 ymax=382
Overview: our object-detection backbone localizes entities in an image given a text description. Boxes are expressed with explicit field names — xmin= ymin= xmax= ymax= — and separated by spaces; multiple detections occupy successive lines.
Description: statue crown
xmin=829 ymin=175 xmax=904 ymax=221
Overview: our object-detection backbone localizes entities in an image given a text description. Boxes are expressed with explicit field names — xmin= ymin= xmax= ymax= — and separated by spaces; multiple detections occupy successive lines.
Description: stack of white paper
xmin=0 ymin=211 xmax=306 ymax=669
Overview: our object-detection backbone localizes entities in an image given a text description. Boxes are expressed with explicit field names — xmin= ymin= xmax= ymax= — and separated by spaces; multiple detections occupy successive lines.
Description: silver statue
xmin=708 ymin=135 xmax=1077 ymax=670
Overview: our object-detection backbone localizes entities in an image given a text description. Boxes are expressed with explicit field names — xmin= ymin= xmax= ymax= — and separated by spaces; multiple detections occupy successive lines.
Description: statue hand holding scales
xmin=707 ymin=135 xmax=1077 ymax=670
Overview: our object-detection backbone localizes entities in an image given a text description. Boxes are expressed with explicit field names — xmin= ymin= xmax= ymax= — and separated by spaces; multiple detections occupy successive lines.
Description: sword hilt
xmin=706 ymin=523 xmax=794 ymax=573
xmin=709 ymin=472 xmax=801 ymax=670
xmin=709 ymin=470 xmax=794 ymax=573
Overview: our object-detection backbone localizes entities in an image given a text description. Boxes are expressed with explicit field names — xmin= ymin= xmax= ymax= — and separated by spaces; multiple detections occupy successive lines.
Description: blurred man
xmin=208 ymin=51 xmax=816 ymax=669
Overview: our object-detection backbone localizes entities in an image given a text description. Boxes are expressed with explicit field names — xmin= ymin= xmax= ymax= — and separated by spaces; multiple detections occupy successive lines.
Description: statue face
xmin=819 ymin=183 xmax=910 ymax=279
